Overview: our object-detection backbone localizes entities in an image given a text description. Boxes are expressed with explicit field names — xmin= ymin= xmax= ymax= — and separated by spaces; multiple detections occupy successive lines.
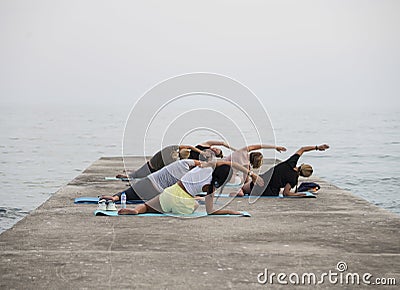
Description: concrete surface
xmin=0 ymin=157 xmax=399 ymax=289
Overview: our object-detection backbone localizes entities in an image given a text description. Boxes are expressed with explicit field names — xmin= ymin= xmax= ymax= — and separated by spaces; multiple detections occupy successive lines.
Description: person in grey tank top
xmin=101 ymin=159 xmax=205 ymax=202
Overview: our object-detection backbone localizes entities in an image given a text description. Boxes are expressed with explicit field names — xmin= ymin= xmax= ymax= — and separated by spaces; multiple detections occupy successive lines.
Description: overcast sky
xmin=0 ymin=0 xmax=399 ymax=110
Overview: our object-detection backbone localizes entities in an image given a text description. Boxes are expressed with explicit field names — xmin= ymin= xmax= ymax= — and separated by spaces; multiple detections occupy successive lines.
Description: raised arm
xmin=295 ymin=144 xmax=330 ymax=157
xmin=245 ymin=144 xmax=287 ymax=153
xmin=215 ymin=160 xmax=264 ymax=186
xmin=201 ymin=140 xmax=237 ymax=151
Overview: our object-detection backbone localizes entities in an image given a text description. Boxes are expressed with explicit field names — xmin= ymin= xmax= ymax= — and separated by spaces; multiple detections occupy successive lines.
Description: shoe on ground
xmin=106 ymin=201 xmax=117 ymax=211
xmin=97 ymin=199 xmax=107 ymax=211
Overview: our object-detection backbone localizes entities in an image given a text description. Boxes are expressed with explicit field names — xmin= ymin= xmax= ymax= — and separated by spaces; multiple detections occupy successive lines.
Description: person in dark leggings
xmin=104 ymin=159 xmax=204 ymax=202
xmin=117 ymin=144 xmax=200 ymax=179
xmin=118 ymin=165 xmax=249 ymax=216
xmin=187 ymin=140 xmax=235 ymax=160
xmin=102 ymin=153 xmax=263 ymax=202
xmin=241 ymin=144 xmax=329 ymax=197
xmin=119 ymin=141 xmax=235 ymax=179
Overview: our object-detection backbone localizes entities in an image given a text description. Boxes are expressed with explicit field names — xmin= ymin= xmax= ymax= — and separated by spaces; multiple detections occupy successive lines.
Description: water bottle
xmin=121 ymin=192 xmax=126 ymax=209
xmin=234 ymin=173 xmax=241 ymax=185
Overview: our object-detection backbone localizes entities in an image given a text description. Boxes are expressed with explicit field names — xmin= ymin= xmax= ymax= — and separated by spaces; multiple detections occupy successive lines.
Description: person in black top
xmin=188 ymin=140 xmax=235 ymax=160
xmin=118 ymin=140 xmax=234 ymax=179
xmin=242 ymin=144 xmax=329 ymax=197
xmin=117 ymin=144 xmax=201 ymax=179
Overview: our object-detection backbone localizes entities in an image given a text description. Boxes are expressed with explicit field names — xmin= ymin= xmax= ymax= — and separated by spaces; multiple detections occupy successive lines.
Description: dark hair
xmin=215 ymin=149 xmax=223 ymax=158
xmin=249 ymin=152 xmax=263 ymax=169
xmin=207 ymin=164 xmax=233 ymax=195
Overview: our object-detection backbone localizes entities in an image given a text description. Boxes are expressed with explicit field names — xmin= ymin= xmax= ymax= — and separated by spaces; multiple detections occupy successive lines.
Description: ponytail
xmin=206 ymin=164 xmax=233 ymax=195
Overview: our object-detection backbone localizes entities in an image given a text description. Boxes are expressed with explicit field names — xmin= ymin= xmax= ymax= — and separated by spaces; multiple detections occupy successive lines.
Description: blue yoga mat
xmin=104 ymin=177 xmax=130 ymax=181
xmin=74 ymin=197 xmax=145 ymax=204
xmin=215 ymin=191 xmax=316 ymax=198
xmin=94 ymin=210 xmax=251 ymax=217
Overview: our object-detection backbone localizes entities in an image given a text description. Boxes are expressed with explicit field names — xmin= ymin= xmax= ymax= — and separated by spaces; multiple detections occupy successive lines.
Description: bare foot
xmin=118 ymin=208 xmax=138 ymax=215
xmin=100 ymin=195 xmax=119 ymax=201
xmin=116 ymin=174 xmax=128 ymax=179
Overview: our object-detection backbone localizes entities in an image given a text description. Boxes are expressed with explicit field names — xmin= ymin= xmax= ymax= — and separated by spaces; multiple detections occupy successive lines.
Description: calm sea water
xmin=0 ymin=101 xmax=399 ymax=233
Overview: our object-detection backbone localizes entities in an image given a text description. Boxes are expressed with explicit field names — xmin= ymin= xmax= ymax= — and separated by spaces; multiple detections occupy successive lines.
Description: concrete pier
xmin=1 ymin=157 xmax=399 ymax=289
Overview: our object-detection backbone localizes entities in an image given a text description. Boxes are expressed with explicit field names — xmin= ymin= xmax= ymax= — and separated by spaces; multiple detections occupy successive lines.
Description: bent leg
xmin=144 ymin=196 xmax=163 ymax=213
xmin=241 ymin=181 xmax=252 ymax=195
xmin=114 ymin=186 xmax=141 ymax=201
xmin=118 ymin=196 xmax=163 ymax=215
xmin=129 ymin=161 xmax=154 ymax=178
xmin=118 ymin=203 xmax=147 ymax=215
xmin=101 ymin=186 xmax=142 ymax=202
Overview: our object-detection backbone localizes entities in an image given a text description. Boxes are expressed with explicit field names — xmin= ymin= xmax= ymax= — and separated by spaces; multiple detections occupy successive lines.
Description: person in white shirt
xmin=118 ymin=162 xmax=263 ymax=216
xmin=101 ymin=159 xmax=206 ymax=202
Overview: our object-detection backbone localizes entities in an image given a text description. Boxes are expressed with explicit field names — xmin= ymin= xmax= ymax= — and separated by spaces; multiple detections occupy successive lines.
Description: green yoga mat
xmin=94 ymin=210 xmax=251 ymax=217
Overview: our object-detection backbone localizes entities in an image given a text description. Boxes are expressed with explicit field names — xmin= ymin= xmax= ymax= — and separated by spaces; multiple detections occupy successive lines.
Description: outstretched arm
xmin=201 ymin=140 xmax=237 ymax=151
xmin=282 ymin=183 xmax=306 ymax=197
xmin=245 ymin=144 xmax=287 ymax=153
xmin=295 ymin=144 xmax=330 ymax=157
xmin=215 ymin=160 xmax=264 ymax=186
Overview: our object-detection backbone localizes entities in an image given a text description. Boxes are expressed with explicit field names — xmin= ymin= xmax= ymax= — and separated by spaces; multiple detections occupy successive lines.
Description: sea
xmin=0 ymin=100 xmax=399 ymax=233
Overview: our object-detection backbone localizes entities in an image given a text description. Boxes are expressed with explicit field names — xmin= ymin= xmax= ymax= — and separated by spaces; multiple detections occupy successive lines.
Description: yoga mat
xmin=74 ymin=197 xmax=145 ymax=204
xmin=104 ymin=177 xmax=129 ymax=181
xmin=215 ymin=191 xmax=317 ymax=198
xmin=94 ymin=210 xmax=251 ymax=217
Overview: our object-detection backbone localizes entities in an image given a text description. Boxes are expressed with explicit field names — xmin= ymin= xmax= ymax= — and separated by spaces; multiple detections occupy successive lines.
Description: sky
xmin=0 ymin=0 xmax=399 ymax=111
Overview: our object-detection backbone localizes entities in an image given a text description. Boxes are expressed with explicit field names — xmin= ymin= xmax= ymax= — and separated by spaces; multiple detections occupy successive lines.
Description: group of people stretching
xmin=100 ymin=140 xmax=329 ymax=216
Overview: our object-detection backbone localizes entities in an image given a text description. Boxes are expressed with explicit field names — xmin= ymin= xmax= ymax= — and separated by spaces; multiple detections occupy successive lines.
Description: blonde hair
xmin=299 ymin=164 xmax=313 ymax=177
xmin=179 ymin=149 xmax=190 ymax=159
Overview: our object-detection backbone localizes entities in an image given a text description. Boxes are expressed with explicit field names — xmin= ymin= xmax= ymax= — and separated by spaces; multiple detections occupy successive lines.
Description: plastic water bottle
xmin=234 ymin=173 xmax=241 ymax=185
xmin=121 ymin=192 xmax=126 ymax=209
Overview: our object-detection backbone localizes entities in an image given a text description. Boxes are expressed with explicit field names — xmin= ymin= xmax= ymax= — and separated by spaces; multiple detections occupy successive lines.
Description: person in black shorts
xmin=242 ymin=144 xmax=329 ymax=197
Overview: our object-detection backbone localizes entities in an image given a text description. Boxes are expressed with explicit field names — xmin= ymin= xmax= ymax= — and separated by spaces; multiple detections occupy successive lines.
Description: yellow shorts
xmin=159 ymin=184 xmax=198 ymax=215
